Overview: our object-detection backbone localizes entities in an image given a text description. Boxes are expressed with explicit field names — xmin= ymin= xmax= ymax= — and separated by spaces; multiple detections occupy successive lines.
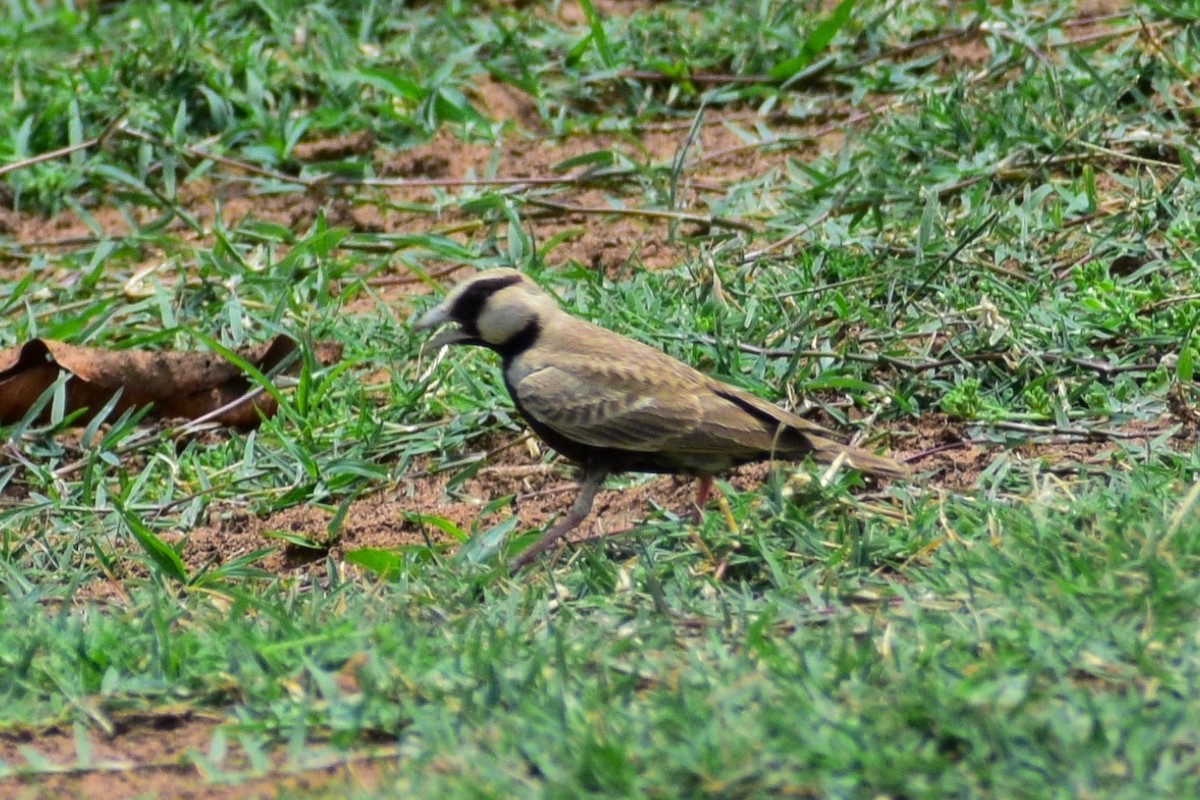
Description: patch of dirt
xmin=0 ymin=75 xmax=856 ymax=291
xmin=290 ymin=131 xmax=377 ymax=163
xmin=177 ymin=403 xmax=1180 ymax=584
xmin=177 ymin=431 xmax=717 ymax=582
xmin=944 ymin=38 xmax=994 ymax=71
xmin=470 ymin=75 xmax=545 ymax=134
xmin=1076 ymin=0 xmax=1123 ymax=13
xmin=0 ymin=713 xmax=387 ymax=800
xmin=903 ymin=1 xmax=1148 ymax=80
xmin=896 ymin=411 xmax=1190 ymax=492
xmin=554 ymin=0 xmax=669 ymax=24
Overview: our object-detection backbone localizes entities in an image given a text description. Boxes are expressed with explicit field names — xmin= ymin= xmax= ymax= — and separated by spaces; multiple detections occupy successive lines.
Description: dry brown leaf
xmin=0 ymin=335 xmax=343 ymax=429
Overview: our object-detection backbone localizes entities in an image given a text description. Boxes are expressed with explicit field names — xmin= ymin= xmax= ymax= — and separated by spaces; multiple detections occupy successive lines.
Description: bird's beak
xmin=414 ymin=303 xmax=472 ymax=348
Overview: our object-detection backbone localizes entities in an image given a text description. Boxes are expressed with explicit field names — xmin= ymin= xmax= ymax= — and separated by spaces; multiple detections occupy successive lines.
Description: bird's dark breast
xmin=509 ymin=404 xmax=741 ymax=476
xmin=495 ymin=319 xmax=595 ymax=462
xmin=584 ymin=447 xmax=747 ymax=476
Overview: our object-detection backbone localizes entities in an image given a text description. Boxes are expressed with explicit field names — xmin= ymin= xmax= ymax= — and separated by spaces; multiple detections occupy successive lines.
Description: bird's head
xmin=415 ymin=269 xmax=556 ymax=355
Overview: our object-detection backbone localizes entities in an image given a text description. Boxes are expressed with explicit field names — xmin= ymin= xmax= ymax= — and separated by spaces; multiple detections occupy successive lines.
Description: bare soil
xmin=0 ymin=713 xmax=389 ymax=799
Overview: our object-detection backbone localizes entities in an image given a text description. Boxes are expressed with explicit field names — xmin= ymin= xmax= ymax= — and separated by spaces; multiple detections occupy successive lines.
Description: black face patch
xmin=448 ymin=274 xmax=525 ymax=334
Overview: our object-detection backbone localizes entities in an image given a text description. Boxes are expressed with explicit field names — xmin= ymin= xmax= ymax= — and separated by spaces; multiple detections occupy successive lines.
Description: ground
xmin=1 ymin=1 xmax=1193 ymax=797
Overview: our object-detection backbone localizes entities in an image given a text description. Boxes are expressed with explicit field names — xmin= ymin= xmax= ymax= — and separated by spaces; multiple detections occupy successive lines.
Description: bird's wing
xmin=514 ymin=359 xmax=711 ymax=452
xmin=702 ymin=380 xmax=840 ymax=443
xmin=702 ymin=380 xmax=908 ymax=477
xmin=512 ymin=347 xmax=811 ymax=458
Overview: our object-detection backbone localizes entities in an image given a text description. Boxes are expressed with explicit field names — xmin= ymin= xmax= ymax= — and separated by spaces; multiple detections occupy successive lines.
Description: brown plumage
xmin=415 ymin=268 xmax=906 ymax=569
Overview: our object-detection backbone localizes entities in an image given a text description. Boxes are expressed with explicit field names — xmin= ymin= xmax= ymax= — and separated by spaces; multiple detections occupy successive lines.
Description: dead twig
xmin=689 ymin=100 xmax=898 ymax=167
xmin=675 ymin=334 xmax=1159 ymax=378
xmin=0 ymin=113 xmax=126 ymax=178
xmin=617 ymin=69 xmax=773 ymax=85
xmin=904 ymin=439 xmax=986 ymax=463
xmin=367 ymin=263 xmax=467 ymax=287
xmin=480 ymin=464 xmax=557 ymax=478
xmin=990 ymin=420 xmax=1172 ymax=441
xmin=523 ymin=197 xmax=757 ymax=234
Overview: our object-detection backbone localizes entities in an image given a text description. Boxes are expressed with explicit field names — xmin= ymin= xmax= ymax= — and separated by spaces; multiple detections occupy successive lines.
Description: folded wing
xmin=514 ymin=357 xmax=826 ymax=462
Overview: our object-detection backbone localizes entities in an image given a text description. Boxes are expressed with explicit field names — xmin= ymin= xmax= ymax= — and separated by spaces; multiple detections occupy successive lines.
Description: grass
xmin=3 ymin=0 xmax=1200 ymax=796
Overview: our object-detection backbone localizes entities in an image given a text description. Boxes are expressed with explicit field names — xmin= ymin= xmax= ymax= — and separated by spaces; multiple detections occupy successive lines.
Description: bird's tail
xmin=807 ymin=435 xmax=909 ymax=479
xmin=773 ymin=414 xmax=908 ymax=479
xmin=841 ymin=445 xmax=909 ymax=478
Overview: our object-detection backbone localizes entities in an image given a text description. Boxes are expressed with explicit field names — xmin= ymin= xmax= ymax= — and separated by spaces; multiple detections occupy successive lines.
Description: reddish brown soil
xmin=0 ymin=713 xmax=388 ymax=799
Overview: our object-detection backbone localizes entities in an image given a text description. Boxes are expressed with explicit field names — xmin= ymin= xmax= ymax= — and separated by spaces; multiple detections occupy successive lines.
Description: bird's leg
xmin=509 ymin=469 xmax=606 ymax=572
xmin=687 ymin=474 xmax=715 ymax=524
xmin=690 ymin=474 xmax=736 ymax=533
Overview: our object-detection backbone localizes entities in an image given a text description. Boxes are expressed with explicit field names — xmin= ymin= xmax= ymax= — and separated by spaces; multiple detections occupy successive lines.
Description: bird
xmin=415 ymin=268 xmax=907 ymax=570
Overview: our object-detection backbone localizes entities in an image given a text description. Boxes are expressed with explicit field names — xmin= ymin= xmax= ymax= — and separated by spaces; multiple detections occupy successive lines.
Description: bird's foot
xmin=508 ymin=511 xmax=590 ymax=573
xmin=693 ymin=475 xmax=714 ymax=514
xmin=509 ymin=471 xmax=606 ymax=573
